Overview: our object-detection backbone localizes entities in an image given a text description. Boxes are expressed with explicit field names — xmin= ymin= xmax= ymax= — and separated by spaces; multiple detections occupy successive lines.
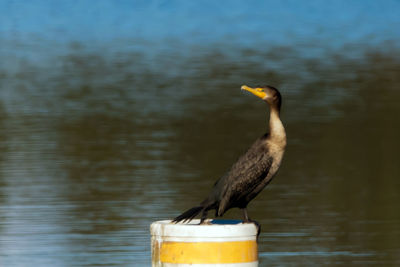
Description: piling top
xmin=150 ymin=219 xmax=258 ymax=238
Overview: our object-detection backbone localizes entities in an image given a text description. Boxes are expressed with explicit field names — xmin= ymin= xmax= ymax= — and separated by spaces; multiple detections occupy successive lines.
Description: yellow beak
xmin=241 ymin=85 xmax=267 ymax=99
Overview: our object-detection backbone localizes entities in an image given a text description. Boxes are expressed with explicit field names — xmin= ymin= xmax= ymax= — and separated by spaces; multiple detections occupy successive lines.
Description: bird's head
xmin=241 ymin=85 xmax=282 ymax=109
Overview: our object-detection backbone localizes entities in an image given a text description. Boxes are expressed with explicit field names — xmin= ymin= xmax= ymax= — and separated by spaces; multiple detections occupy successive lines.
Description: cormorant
xmin=173 ymin=85 xmax=286 ymax=226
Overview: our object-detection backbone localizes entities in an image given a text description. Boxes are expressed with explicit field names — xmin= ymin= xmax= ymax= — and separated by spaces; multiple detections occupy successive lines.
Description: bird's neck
xmin=268 ymin=105 xmax=286 ymax=144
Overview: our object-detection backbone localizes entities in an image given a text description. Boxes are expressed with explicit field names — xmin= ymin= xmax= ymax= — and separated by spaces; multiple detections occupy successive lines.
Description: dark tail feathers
xmin=173 ymin=206 xmax=203 ymax=223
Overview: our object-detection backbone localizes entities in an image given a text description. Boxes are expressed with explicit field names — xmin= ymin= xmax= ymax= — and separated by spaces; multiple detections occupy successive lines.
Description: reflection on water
xmin=0 ymin=42 xmax=399 ymax=266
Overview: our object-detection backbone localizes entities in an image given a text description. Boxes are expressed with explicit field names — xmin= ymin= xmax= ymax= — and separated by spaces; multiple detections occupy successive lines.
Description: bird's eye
xmin=256 ymin=88 xmax=264 ymax=92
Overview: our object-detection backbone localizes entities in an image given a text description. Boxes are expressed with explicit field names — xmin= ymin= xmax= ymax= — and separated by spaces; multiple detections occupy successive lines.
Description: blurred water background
xmin=1 ymin=0 xmax=400 ymax=266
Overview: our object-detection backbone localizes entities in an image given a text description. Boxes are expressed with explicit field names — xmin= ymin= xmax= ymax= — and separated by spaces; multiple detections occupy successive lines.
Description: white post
xmin=151 ymin=219 xmax=258 ymax=266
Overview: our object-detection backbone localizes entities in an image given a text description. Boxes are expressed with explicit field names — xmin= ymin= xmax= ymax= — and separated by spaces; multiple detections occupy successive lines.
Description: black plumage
xmin=173 ymin=85 xmax=286 ymax=225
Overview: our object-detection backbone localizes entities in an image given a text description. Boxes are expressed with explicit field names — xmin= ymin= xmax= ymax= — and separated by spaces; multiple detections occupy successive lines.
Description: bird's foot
xmin=199 ymin=218 xmax=212 ymax=225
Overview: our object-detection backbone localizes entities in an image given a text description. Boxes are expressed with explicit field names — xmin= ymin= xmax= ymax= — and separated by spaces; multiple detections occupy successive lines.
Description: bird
xmin=173 ymin=85 xmax=286 ymax=227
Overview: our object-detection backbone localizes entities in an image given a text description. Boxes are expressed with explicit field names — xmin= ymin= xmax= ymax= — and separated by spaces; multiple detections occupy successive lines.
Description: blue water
xmin=1 ymin=0 xmax=400 ymax=47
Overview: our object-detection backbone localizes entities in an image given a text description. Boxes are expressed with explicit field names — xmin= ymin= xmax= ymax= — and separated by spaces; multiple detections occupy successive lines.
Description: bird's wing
xmin=217 ymin=141 xmax=273 ymax=216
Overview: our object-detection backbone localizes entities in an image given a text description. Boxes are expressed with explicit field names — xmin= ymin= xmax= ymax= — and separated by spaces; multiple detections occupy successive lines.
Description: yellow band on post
xmin=159 ymin=240 xmax=258 ymax=264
